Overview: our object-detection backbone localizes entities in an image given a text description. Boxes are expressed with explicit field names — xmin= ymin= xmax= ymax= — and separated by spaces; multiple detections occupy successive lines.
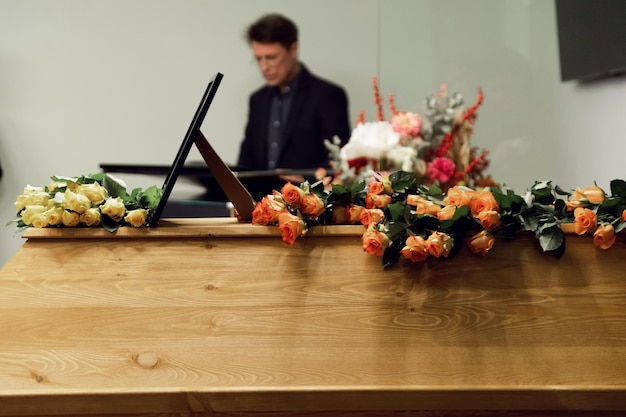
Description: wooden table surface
xmin=1 ymin=218 xmax=625 ymax=417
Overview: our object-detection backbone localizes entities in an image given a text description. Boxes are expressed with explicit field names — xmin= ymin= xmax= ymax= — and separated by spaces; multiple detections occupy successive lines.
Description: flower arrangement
xmin=10 ymin=173 xmax=162 ymax=232
xmin=322 ymin=78 xmax=494 ymax=191
xmin=252 ymin=80 xmax=626 ymax=266
xmin=253 ymin=172 xmax=626 ymax=267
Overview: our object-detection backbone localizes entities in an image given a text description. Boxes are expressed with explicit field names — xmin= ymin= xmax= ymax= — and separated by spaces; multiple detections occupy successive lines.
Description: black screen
xmin=556 ymin=0 xmax=626 ymax=81
xmin=148 ymin=72 xmax=223 ymax=227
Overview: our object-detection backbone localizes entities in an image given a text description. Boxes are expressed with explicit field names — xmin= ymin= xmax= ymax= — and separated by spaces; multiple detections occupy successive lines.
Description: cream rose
xmin=124 ymin=209 xmax=148 ymax=227
xmin=100 ymin=197 xmax=126 ymax=222
xmin=30 ymin=213 xmax=49 ymax=228
xmin=62 ymin=210 xmax=80 ymax=227
xmin=20 ymin=205 xmax=47 ymax=225
xmin=80 ymin=208 xmax=102 ymax=227
xmin=45 ymin=206 xmax=65 ymax=226
xmin=15 ymin=187 xmax=49 ymax=212
xmin=61 ymin=190 xmax=91 ymax=214
xmin=78 ymin=182 xmax=108 ymax=205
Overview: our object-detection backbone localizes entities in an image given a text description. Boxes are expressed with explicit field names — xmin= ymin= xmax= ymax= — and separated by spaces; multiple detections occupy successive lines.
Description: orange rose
xmin=467 ymin=230 xmax=495 ymax=256
xmin=251 ymin=201 xmax=267 ymax=225
xmin=406 ymin=194 xmax=422 ymax=206
xmin=622 ymin=209 xmax=626 ymax=223
xmin=469 ymin=189 xmax=499 ymax=218
xmin=407 ymin=195 xmax=440 ymax=216
xmin=593 ymin=224 xmax=616 ymax=250
xmin=251 ymin=193 xmax=286 ymax=225
xmin=573 ymin=207 xmax=597 ymax=235
xmin=400 ymin=235 xmax=429 ymax=262
xmin=437 ymin=205 xmax=456 ymax=221
xmin=331 ymin=206 xmax=347 ymax=224
xmin=346 ymin=204 xmax=365 ymax=224
xmin=360 ymin=208 xmax=385 ymax=227
xmin=300 ymin=193 xmax=325 ymax=218
xmin=366 ymin=193 xmax=392 ymax=209
xmin=566 ymin=186 xmax=605 ymax=211
xmin=478 ymin=210 xmax=501 ymax=231
xmin=565 ymin=199 xmax=582 ymax=211
xmin=280 ymin=182 xmax=305 ymax=207
xmin=361 ymin=226 xmax=390 ymax=257
xmin=425 ymin=231 xmax=453 ymax=258
xmin=443 ymin=185 xmax=476 ymax=207
xmin=581 ymin=185 xmax=605 ymax=203
xmin=277 ymin=211 xmax=306 ymax=245
xmin=367 ymin=181 xmax=385 ymax=195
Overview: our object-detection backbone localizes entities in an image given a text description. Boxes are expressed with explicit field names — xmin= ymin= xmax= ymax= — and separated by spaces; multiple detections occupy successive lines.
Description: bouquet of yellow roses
xmin=11 ymin=173 xmax=162 ymax=232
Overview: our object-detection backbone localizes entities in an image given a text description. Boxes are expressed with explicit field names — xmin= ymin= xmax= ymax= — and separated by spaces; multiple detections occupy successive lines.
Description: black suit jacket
xmin=237 ymin=65 xmax=350 ymax=171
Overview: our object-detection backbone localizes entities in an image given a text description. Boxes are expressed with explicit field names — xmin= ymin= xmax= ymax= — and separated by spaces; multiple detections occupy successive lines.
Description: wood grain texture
xmin=1 ymin=219 xmax=626 ymax=416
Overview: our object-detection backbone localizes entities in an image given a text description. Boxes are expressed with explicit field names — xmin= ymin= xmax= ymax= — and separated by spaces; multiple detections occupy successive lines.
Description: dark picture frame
xmin=149 ymin=72 xmax=255 ymax=227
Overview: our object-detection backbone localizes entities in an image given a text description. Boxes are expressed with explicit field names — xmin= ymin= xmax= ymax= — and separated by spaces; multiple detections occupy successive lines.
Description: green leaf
xmin=386 ymin=223 xmax=408 ymax=245
xmin=426 ymin=184 xmax=443 ymax=198
xmin=410 ymin=214 xmax=440 ymax=234
xmin=499 ymin=214 xmax=522 ymax=239
xmin=387 ymin=201 xmax=407 ymax=223
xmin=536 ymin=222 xmax=564 ymax=253
xmin=349 ymin=180 xmax=367 ymax=198
xmin=531 ymin=181 xmax=555 ymax=205
xmin=101 ymin=215 xmax=121 ymax=233
xmin=331 ymin=183 xmax=349 ymax=196
xmin=615 ymin=221 xmax=626 ymax=234
xmin=102 ymin=174 xmax=128 ymax=199
xmin=140 ymin=185 xmax=164 ymax=211
xmin=382 ymin=239 xmax=402 ymax=269
xmin=310 ymin=180 xmax=326 ymax=195
xmin=389 ymin=170 xmax=415 ymax=191
xmin=554 ymin=185 xmax=571 ymax=198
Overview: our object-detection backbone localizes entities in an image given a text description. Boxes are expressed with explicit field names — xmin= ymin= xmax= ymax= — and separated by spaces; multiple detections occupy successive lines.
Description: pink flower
xmin=391 ymin=112 xmax=422 ymax=137
xmin=427 ymin=157 xmax=456 ymax=183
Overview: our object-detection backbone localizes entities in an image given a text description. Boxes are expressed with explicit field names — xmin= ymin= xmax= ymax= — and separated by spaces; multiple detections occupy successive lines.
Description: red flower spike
xmin=463 ymin=87 xmax=484 ymax=123
xmin=355 ymin=110 xmax=366 ymax=126
xmin=388 ymin=93 xmax=398 ymax=116
xmin=435 ymin=131 xmax=454 ymax=157
xmin=466 ymin=150 xmax=490 ymax=174
xmin=372 ymin=76 xmax=384 ymax=121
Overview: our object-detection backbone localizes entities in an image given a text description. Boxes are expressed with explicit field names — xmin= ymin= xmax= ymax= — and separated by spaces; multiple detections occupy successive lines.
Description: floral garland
xmin=252 ymin=80 xmax=625 ymax=265
xmin=252 ymin=173 xmax=626 ymax=267
xmin=10 ymin=173 xmax=162 ymax=232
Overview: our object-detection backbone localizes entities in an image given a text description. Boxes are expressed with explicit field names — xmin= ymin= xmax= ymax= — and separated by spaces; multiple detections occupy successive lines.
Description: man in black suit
xmin=237 ymin=14 xmax=351 ymax=172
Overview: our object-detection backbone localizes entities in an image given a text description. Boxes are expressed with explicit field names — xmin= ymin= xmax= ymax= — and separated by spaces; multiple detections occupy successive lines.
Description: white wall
xmin=2 ymin=0 xmax=626 ymax=267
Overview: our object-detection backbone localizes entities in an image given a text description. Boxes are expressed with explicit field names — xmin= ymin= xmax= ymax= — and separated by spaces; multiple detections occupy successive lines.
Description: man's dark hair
xmin=246 ymin=14 xmax=298 ymax=49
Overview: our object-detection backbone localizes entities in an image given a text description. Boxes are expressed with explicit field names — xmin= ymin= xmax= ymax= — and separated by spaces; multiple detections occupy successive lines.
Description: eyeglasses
xmin=253 ymin=52 xmax=286 ymax=68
